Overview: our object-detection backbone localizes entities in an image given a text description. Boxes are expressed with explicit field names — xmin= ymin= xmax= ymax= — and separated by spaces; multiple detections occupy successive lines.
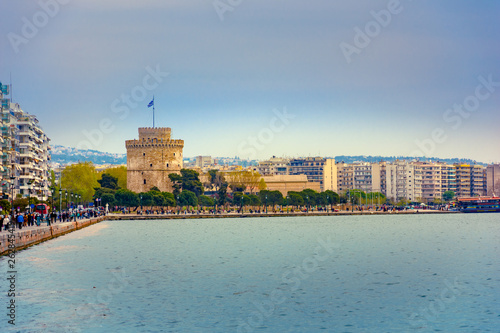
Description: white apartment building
xmin=0 ymin=81 xmax=51 ymax=202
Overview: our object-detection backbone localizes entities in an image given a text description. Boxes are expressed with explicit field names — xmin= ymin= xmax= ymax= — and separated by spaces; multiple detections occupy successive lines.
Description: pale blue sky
xmin=1 ymin=0 xmax=499 ymax=162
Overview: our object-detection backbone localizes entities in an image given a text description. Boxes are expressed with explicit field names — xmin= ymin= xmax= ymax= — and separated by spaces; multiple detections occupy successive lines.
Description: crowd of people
xmin=0 ymin=209 xmax=106 ymax=232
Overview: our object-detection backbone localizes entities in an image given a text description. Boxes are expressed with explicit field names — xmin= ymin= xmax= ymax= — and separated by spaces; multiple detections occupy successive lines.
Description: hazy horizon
xmin=2 ymin=1 xmax=499 ymax=163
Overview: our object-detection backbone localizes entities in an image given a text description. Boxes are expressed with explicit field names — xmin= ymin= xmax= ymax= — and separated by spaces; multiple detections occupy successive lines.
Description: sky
xmin=1 ymin=0 xmax=499 ymax=163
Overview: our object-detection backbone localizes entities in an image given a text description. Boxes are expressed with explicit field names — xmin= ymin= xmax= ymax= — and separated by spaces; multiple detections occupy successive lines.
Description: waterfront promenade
xmin=0 ymin=216 xmax=106 ymax=256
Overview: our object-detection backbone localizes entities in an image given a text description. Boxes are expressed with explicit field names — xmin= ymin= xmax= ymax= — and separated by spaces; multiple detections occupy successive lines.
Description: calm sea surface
xmin=1 ymin=214 xmax=499 ymax=332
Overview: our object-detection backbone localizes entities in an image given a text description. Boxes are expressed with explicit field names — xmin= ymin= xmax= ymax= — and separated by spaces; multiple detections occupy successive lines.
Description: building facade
xmin=486 ymin=164 xmax=500 ymax=196
xmin=126 ymin=127 xmax=184 ymax=193
xmin=1 ymin=81 xmax=51 ymax=202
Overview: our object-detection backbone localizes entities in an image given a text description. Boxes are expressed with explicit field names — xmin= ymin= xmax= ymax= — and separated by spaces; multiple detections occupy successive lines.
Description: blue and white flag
xmin=148 ymin=98 xmax=154 ymax=108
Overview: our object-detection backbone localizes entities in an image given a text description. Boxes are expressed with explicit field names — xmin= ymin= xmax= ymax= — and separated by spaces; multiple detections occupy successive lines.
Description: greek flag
xmin=148 ymin=99 xmax=154 ymax=108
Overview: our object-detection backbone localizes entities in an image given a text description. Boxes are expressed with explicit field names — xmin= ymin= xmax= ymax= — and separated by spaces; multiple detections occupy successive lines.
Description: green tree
xmin=168 ymin=173 xmax=182 ymax=196
xmin=323 ymin=190 xmax=340 ymax=204
xmin=287 ymin=192 xmax=304 ymax=207
xmin=0 ymin=199 xmax=11 ymax=213
xmin=140 ymin=192 xmax=153 ymax=207
xmin=217 ymin=182 xmax=228 ymax=206
xmin=103 ymin=166 xmax=127 ymax=189
xmin=98 ymin=173 xmax=119 ymax=190
xmin=150 ymin=186 xmax=161 ymax=192
xmin=61 ymin=162 xmax=99 ymax=202
xmin=101 ymin=193 xmax=116 ymax=207
xmin=179 ymin=190 xmax=198 ymax=207
xmin=115 ymin=189 xmax=139 ymax=207
xmin=259 ymin=190 xmax=283 ymax=206
xmin=248 ymin=194 xmax=261 ymax=206
xmin=199 ymin=195 xmax=215 ymax=207
xmin=160 ymin=192 xmax=176 ymax=207
xmin=152 ymin=193 xmax=166 ymax=207
xmin=12 ymin=198 xmax=29 ymax=212
xmin=442 ymin=191 xmax=455 ymax=202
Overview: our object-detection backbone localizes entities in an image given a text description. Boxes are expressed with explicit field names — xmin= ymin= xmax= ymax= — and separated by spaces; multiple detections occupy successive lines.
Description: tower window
xmin=144 ymin=179 xmax=146 ymax=184
xmin=150 ymin=164 xmax=153 ymax=167
xmin=143 ymin=153 xmax=146 ymax=156
xmin=166 ymin=163 xmax=169 ymax=167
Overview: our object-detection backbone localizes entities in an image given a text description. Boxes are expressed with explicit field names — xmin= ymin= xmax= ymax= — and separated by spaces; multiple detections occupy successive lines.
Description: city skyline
xmin=1 ymin=1 xmax=499 ymax=163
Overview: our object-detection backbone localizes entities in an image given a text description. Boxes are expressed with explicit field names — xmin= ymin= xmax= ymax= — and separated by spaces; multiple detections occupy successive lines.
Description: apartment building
xmin=385 ymin=160 xmax=421 ymax=202
xmin=0 ymin=81 xmax=51 ymax=201
xmin=455 ymin=164 xmax=486 ymax=198
xmin=336 ymin=162 xmax=382 ymax=194
xmin=486 ymin=164 xmax=500 ymax=196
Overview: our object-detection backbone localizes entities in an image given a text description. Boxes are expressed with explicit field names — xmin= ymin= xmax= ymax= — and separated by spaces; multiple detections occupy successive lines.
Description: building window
xmin=150 ymin=164 xmax=153 ymax=167
xmin=144 ymin=179 xmax=146 ymax=184
xmin=143 ymin=153 xmax=146 ymax=156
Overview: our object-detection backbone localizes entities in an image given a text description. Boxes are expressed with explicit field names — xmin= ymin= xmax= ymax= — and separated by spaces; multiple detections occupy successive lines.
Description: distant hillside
xmin=333 ymin=155 xmax=487 ymax=166
xmin=50 ymin=145 xmax=126 ymax=166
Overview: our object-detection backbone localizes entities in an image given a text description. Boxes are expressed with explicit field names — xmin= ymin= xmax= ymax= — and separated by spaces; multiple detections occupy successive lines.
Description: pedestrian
xmin=4 ymin=215 xmax=10 ymax=230
xmin=0 ymin=215 xmax=3 ymax=232
xmin=17 ymin=213 xmax=24 ymax=229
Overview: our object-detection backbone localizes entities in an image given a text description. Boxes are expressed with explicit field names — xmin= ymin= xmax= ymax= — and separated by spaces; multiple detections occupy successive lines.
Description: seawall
xmin=0 ymin=216 xmax=106 ymax=256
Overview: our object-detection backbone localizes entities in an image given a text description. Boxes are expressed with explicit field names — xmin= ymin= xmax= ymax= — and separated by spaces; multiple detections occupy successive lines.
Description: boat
xmin=457 ymin=197 xmax=500 ymax=213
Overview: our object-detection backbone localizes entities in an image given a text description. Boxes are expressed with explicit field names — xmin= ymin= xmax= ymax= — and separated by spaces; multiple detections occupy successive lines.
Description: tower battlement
xmin=138 ymin=127 xmax=171 ymax=141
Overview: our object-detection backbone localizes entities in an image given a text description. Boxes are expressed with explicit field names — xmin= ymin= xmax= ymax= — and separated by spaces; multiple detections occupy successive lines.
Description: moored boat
xmin=457 ymin=197 xmax=500 ymax=213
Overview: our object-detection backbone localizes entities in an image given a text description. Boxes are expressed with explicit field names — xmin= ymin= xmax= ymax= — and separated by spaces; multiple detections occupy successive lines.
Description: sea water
xmin=1 ymin=214 xmax=499 ymax=332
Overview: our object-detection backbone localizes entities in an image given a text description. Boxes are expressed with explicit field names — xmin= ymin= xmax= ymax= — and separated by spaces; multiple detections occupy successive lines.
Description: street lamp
xmin=326 ymin=195 xmax=329 ymax=213
xmin=59 ymin=189 xmax=62 ymax=212
xmin=10 ymin=175 xmax=16 ymax=221
xmin=265 ymin=195 xmax=268 ymax=213
xmin=65 ymin=190 xmax=68 ymax=210
xmin=306 ymin=195 xmax=309 ymax=213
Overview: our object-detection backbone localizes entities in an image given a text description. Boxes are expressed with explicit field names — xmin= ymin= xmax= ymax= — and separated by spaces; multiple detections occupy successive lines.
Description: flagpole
xmin=153 ymin=96 xmax=155 ymax=128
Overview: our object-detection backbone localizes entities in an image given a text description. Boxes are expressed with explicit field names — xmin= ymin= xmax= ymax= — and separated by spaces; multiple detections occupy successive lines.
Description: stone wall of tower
xmin=126 ymin=127 xmax=184 ymax=193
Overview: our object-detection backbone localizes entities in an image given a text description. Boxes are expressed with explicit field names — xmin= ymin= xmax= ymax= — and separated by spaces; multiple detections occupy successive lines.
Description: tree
xmin=248 ymin=194 xmax=261 ymax=206
xmin=103 ymin=166 xmax=127 ymax=189
xmin=217 ymin=182 xmax=228 ymax=206
xmin=168 ymin=173 xmax=182 ymax=196
xmin=179 ymin=190 xmax=198 ymax=207
xmin=140 ymin=192 xmax=153 ymax=207
xmin=0 ymin=199 xmax=11 ymax=214
xmin=287 ymin=192 xmax=304 ymax=207
xmin=12 ymin=198 xmax=29 ymax=212
xmin=259 ymin=190 xmax=283 ymax=206
xmin=115 ymin=189 xmax=139 ymax=207
xmin=98 ymin=173 xmax=119 ymax=190
xmin=442 ymin=191 xmax=455 ymax=202
xmin=258 ymin=178 xmax=267 ymax=191
xmin=299 ymin=189 xmax=318 ymax=206
xmin=101 ymin=193 xmax=116 ymax=207
xmin=323 ymin=190 xmax=340 ymax=204
xmin=61 ymin=162 xmax=99 ymax=202
xmin=180 ymin=169 xmax=204 ymax=196
xmin=199 ymin=195 xmax=215 ymax=207
xmin=160 ymin=192 xmax=176 ymax=207
xmin=153 ymin=194 xmax=165 ymax=207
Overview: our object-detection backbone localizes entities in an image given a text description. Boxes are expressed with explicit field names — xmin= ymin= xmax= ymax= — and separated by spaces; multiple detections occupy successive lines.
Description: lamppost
xmin=306 ymin=195 xmax=309 ymax=213
xmin=59 ymin=189 xmax=62 ymax=212
xmin=27 ymin=180 xmax=33 ymax=213
xmin=65 ymin=190 xmax=68 ymax=210
xmin=326 ymin=195 xmax=329 ymax=213
xmin=265 ymin=195 xmax=268 ymax=213
xmin=10 ymin=175 xmax=15 ymax=221
xmin=176 ymin=195 xmax=179 ymax=215
xmin=286 ymin=195 xmax=289 ymax=214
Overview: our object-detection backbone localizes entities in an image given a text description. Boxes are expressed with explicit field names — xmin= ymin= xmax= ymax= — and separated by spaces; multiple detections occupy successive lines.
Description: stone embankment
xmin=0 ymin=216 xmax=106 ymax=256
